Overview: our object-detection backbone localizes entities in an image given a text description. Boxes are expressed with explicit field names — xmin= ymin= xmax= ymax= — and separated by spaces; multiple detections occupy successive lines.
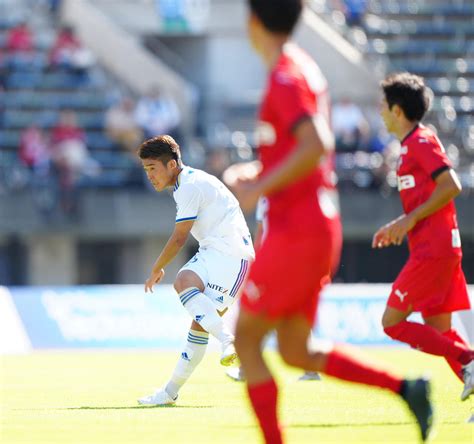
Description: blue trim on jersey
xmin=229 ymin=260 xmax=243 ymax=297
xmin=180 ymin=289 xmax=200 ymax=305
xmin=230 ymin=260 xmax=249 ymax=297
xmin=176 ymin=216 xmax=197 ymax=223
xmin=234 ymin=260 xmax=249 ymax=296
xmin=173 ymin=170 xmax=182 ymax=192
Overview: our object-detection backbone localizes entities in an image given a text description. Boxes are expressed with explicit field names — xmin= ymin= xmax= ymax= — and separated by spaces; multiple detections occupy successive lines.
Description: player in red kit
xmin=374 ymin=72 xmax=474 ymax=402
xmin=225 ymin=1 xmax=433 ymax=443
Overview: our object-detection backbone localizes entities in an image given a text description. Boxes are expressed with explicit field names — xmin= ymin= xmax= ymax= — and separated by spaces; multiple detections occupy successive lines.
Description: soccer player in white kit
xmin=136 ymin=135 xmax=255 ymax=406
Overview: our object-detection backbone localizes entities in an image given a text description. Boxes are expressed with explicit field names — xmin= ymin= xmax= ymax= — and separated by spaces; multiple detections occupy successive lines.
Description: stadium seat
xmin=309 ymin=0 xmax=474 ymax=182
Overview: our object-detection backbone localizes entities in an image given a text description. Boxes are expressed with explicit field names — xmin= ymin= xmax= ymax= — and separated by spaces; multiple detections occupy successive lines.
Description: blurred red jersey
xmin=240 ymin=44 xmax=341 ymax=322
xmin=256 ymin=43 xmax=338 ymax=233
xmin=397 ymin=124 xmax=461 ymax=259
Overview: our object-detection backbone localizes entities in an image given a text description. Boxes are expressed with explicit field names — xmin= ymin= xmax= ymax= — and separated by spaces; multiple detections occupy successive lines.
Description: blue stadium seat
xmin=85 ymin=132 xmax=115 ymax=150
xmin=6 ymin=52 xmax=46 ymax=71
xmin=6 ymin=72 xmax=42 ymax=88
xmin=0 ymin=130 xmax=20 ymax=148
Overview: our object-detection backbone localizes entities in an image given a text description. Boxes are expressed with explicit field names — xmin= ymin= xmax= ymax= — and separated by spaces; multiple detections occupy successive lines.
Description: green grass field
xmin=1 ymin=349 xmax=472 ymax=443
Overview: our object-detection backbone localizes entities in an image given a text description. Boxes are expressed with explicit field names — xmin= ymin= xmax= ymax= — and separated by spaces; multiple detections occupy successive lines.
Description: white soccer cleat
xmin=220 ymin=342 xmax=238 ymax=366
xmin=226 ymin=366 xmax=245 ymax=382
xmin=137 ymin=388 xmax=177 ymax=406
xmin=461 ymin=360 xmax=474 ymax=401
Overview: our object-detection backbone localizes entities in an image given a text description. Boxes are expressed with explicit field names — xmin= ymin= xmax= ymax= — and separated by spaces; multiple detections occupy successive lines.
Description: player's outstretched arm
xmin=222 ymin=161 xmax=262 ymax=188
xmin=372 ymin=169 xmax=462 ymax=248
xmin=144 ymin=220 xmax=194 ymax=293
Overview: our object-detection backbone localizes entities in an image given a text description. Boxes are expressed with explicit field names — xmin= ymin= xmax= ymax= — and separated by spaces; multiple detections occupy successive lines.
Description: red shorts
xmin=240 ymin=221 xmax=341 ymax=324
xmin=388 ymin=255 xmax=471 ymax=317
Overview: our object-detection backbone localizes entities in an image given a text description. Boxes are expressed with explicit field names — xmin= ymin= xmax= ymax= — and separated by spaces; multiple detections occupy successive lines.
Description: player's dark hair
xmin=381 ymin=72 xmax=430 ymax=122
xmin=249 ymin=0 xmax=302 ymax=34
xmin=138 ymin=135 xmax=181 ymax=165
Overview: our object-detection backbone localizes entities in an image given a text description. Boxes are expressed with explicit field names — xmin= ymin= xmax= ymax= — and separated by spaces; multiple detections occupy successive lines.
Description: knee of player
xmin=381 ymin=310 xmax=400 ymax=330
xmin=173 ymin=279 xmax=183 ymax=294
xmin=174 ymin=270 xmax=204 ymax=294
xmin=381 ymin=315 xmax=391 ymax=330
xmin=279 ymin=345 xmax=305 ymax=368
xmin=174 ymin=276 xmax=193 ymax=294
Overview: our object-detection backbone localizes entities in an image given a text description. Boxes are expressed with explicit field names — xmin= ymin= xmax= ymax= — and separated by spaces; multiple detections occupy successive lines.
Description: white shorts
xmin=179 ymin=248 xmax=250 ymax=311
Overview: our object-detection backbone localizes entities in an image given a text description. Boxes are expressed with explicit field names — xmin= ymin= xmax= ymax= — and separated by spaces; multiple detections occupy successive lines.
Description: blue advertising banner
xmin=8 ymin=285 xmax=190 ymax=349
xmin=2 ymin=284 xmax=472 ymax=352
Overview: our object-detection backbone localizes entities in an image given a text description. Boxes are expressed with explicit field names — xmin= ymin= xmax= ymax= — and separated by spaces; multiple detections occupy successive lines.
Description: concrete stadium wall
xmin=1 ymin=189 xmax=472 ymax=285
xmin=1 ymin=189 xmax=473 ymax=239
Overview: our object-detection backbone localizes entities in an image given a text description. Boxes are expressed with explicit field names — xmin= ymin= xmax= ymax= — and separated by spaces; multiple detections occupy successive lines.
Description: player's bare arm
xmin=231 ymin=117 xmax=331 ymax=212
xmin=373 ymin=169 xmax=462 ymax=248
xmin=222 ymin=160 xmax=262 ymax=187
xmin=144 ymin=220 xmax=194 ymax=293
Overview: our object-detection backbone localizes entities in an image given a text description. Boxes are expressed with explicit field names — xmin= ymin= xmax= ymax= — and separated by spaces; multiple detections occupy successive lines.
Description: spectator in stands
xmin=134 ymin=86 xmax=181 ymax=139
xmin=6 ymin=21 xmax=33 ymax=52
xmin=332 ymin=97 xmax=370 ymax=152
xmin=105 ymin=97 xmax=143 ymax=158
xmin=50 ymin=110 xmax=99 ymax=215
xmin=48 ymin=0 xmax=62 ymax=18
xmin=48 ymin=26 xmax=95 ymax=75
xmin=19 ymin=123 xmax=58 ymax=217
xmin=342 ymin=0 xmax=367 ymax=26
xmin=368 ymin=127 xmax=391 ymax=153
xmin=19 ymin=123 xmax=51 ymax=171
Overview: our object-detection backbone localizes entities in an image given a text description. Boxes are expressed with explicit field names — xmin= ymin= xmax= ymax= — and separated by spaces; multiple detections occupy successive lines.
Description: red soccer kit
xmin=240 ymin=44 xmax=342 ymax=323
xmin=388 ymin=124 xmax=471 ymax=317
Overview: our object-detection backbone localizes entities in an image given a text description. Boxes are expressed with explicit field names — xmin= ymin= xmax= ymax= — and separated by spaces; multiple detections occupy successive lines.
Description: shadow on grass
xmin=14 ymin=405 xmax=213 ymax=411
xmin=287 ymin=420 xmax=460 ymax=428
xmin=227 ymin=420 xmax=460 ymax=429
xmin=288 ymin=421 xmax=414 ymax=428
xmin=66 ymin=405 xmax=214 ymax=410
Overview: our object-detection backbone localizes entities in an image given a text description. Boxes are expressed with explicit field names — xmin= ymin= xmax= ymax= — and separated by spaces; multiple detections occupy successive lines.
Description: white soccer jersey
xmin=173 ymin=166 xmax=255 ymax=260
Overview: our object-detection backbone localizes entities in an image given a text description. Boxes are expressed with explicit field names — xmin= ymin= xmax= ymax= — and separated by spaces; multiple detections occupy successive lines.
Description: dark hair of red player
xmin=381 ymin=72 xmax=431 ymax=122
xmin=248 ymin=0 xmax=303 ymax=34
